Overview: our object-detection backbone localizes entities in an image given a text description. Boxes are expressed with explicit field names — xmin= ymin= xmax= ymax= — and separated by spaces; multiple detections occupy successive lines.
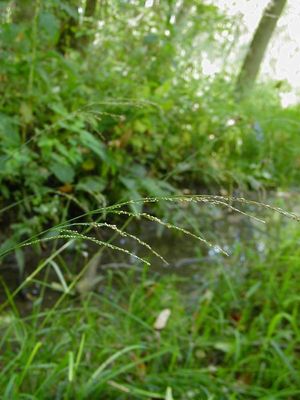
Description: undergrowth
xmin=1 ymin=221 xmax=300 ymax=399
xmin=0 ymin=196 xmax=300 ymax=399
xmin=2 ymin=0 xmax=300 ymax=245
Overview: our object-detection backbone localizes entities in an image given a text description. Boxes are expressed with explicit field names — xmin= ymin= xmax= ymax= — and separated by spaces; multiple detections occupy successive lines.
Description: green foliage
xmin=0 ymin=0 xmax=299 ymax=241
xmin=1 ymin=3 xmax=300 ymax=397
xmin=1 ymin=220 xmax=300 ymax=398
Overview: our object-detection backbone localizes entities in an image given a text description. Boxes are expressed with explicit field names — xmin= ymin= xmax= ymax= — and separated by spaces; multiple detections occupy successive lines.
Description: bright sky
xmin=205 ymin=0 xmax=300 ymax=106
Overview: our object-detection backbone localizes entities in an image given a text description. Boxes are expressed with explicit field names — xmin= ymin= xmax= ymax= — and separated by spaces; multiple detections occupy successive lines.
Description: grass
xmin=0 ymin=210 xmax=300 ymax=399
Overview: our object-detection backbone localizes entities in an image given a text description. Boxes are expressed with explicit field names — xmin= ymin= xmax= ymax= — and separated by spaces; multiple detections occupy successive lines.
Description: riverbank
xmin=1 ymin=196 xmax=300 ymax=399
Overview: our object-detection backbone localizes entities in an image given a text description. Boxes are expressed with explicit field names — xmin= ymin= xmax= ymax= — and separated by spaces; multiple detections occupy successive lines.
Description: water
xmin=0 ymin=191 xmax=299 ymax=313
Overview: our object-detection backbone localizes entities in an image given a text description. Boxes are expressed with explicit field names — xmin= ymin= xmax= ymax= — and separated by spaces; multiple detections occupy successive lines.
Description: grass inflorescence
xmin=0 ymin=220 xmax=300 ymax=399
xmin=0 ymin=195 xmax=299 ymax=399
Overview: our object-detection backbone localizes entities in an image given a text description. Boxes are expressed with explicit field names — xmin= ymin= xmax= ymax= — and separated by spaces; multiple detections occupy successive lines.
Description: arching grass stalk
xmin=0 ymin=193 xmax=299 ymax=314
xmin=1 ymin=194 xmax=298 ymax=261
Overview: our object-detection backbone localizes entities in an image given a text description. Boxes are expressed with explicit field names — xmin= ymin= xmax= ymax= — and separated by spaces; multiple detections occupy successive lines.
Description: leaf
xmin=120 ymin=177 xmax=143 ymax=214
xmin=49 ymin=103 xmax=68 ymax=117
xmin=60 ymin=2 xmax=79 ymax=19
xmin=0 ymin=113 xmax=20 ymax=148
xmin=140 ymin=178 xmax=175 ymax=197
xmin=143 ymin=33 xmax=158 ymax=44
xmin=155 ymin=80 xmax=171 ymax=97
xmin=165 ymin=387 xmax=174 ymax=400
xmin=76 ymin=252 xmax=102 ymax=295
xmin=134 ymin=120 xmax=148 ymax=133
xmin=20 ymin=102 xmax=33 ymax=124
xmin=0 ymin=238 xmax=16 ymax=257
xmin=76 ymin=177 xmax=106 ymax=193
xmin=50 ymin=162 xmax=75 ymax=183
xmin=120 ymin=177 xmax=137 ymax=191
xmin=39 ymin=12 xmax=60 ymax=42
xmin=88 ymin=345 xmax=144 ymax=384
xmin=79 ymin=131 xmax=107 ymax=161
xmin=140 ymin=178 xmax=161 ymax=196
xmin=82 ymin=159 xmax=96 ymax=171
xmin=0 ymin=155 xmax=7 ymax=170
xmin=154 ymin=309 xmax=171 ymax=330
xmin=15 ymin=249 xmax=25 ymax=277
xmin=126 ymin=190 xmax=143 ymax=214
xmin=59 ymin=183 xmax=73 ymax=193
xmin=213 ymin=342 xmax=232 ymax=353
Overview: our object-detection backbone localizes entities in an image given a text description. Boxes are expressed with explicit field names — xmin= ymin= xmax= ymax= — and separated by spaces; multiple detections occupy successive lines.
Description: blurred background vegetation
xmin=1 ymin=0 xmax=299 ymax=244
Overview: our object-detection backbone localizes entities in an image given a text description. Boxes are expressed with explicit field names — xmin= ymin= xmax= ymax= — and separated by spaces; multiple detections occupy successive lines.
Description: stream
xmin=0 ymin=190 xmax=299 ymax=313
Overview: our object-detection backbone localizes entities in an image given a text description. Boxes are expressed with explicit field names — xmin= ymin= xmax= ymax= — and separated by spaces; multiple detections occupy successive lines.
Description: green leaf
xmin=165 ymin=387 xmax=174 ymax=400
xmin=120 ymin=178 xmax=143 ymax=214
xmin=50 ymin=162 xmax=75 ymax=183
xmin=155 ymin=80 xmax=171 ymax=97
xmin=60 ymin=2 xmax=79 ymax=19
xmin=0 ymin=155 xmax=7 ymax=170
xmin=76 ymin=177 xmax=106 ymax=193
xmin=143 ymin=33 xmax=158 ymax=44
xmin=140 ymin=178 xmax=175 ymax=197
xmin=0 ymin=114 xmax=20 ymax=148
xmin=79 ymin=131 xmax=107 ymax=161
xmin=134 ymin=120 xmax=148 ymax=133
xmin=39 ymin=12 xmax=60 ymax=42
xmin=120 ymin=177 xmax=137 ymax=191
xmin=20 ymin=102 xmax=33 ymax=124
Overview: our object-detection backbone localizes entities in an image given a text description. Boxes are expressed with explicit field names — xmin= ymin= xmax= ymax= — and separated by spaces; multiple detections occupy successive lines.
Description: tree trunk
xmin=56 ymin=0 xmax=80 ymax=54
xmin=77 ymin=0 xmax=98 ymax=49
xmin=235 ymin=0 xmax=287 ymax=97
xmin=85 ymin=0 xmax=97 ymax=17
